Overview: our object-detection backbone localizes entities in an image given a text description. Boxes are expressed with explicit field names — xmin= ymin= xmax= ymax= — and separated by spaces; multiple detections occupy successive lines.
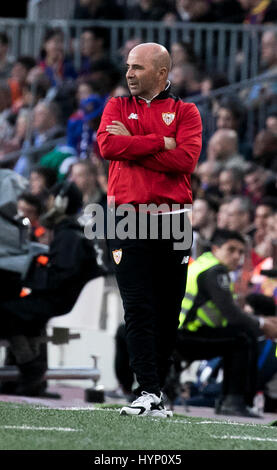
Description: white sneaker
xmin=120 ymin=391 xmax=173 ymax=418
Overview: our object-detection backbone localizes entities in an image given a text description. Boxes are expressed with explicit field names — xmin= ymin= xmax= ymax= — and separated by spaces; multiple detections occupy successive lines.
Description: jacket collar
xmin=130 ymin=80 xmax=171 ymax=103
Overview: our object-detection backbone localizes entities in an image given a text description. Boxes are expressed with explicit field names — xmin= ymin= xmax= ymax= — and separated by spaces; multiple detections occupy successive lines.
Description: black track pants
xmin=109 ymin=230 xmax=189 ymax=396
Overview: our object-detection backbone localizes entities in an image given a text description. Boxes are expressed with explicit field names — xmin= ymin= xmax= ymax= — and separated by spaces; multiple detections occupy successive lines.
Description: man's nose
xmin=126 ymin=68 xmax=134 ymax=78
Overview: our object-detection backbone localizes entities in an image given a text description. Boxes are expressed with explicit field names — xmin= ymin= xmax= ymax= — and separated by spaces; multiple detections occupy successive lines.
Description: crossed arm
xmin=97 ymin=100 xmax=202 ymax=174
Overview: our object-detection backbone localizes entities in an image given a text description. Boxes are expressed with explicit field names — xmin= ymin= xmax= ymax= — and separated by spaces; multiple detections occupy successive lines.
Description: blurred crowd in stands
xmin=0 ymin=0 xmax=276 ymax=402
xmin=0 ymin=0 xmax=275 ymax=307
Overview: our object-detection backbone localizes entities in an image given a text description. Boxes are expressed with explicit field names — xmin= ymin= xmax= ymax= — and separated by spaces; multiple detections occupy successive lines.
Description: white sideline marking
xmin=34 ymin=406 xmax=95 ymax=411
xmin=210 ymin=435 xmax=277 ymax=443
xmin=0 ymin=425 xmax=81 ymax=432
xmin=32 ymin=407 xmax=271 ymax=428
xmin=197 ymin=420 xmax=269 ymax=428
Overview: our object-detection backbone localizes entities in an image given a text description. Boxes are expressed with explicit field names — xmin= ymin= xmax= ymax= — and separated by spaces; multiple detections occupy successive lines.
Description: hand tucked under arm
xmin=106 ymin=121 xmax=131 ymax=136
xmin=135 ymin=103 xmax=202 ymax=174
xmin=97 ymin=98 xmax=165 ymax=161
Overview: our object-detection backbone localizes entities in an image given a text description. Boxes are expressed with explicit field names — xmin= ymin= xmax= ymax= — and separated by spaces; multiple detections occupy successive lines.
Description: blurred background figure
xmin=29 ymin=166 xmax=57 ymax=201
xmin=38 ymin=28 xmax=77 ymax=88
xmin=0 ymin=32 xmax=14 ymax=80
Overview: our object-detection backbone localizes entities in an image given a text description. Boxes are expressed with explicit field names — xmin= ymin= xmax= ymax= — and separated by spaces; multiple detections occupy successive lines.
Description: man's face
xmin=255 ymin=205 xmax=273 ymax=230
xmin=266 ymin=214 xmax=277 ymax=242
xmin=126 ymin=48 xmax=161 ymax=99
xmin=244 ymin=170 xmax=264 ymax=196
xmin=81 ymin=31 xmax=100 ymax=57
xmin=261 ymin=32 xmax=277 ymax=68
xmin=266 ymin=116 xmax=277 ymax=135
xmin=69 ymin=164 xmax=96 ymax=194
xmin=30 ymin=171 xmax=46 ymax=195
xmin=33 ymin=103 xmax=51 ymax=132
xmin=219 ymin=170 xmax=234 ymax=196
xmin=217 ymin=108 xmax=237 ymax=130
xmin=213 ymin=239 xmax=245 ymax=272
xmin=217 ymin=203 xmax=230 ymax=229
xmin=192 ymin=199 xmax=209 ymax=229
xmin=227 ymin=200 xmax=249 ymax=232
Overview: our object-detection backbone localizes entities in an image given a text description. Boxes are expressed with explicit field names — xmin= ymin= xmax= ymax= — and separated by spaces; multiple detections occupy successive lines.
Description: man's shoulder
xmin=107 ymin=95 xmax=130 ymax=103
xmin=171 ymin=99 xmax=201 ymax=119
xmin=103 ymin=95 xmax=131 ymax=110
xmin=201 ymin=263 xmax=231 ymax=291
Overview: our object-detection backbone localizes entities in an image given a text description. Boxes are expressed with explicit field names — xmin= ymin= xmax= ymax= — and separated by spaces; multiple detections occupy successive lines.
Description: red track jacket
xmin=97 ymin=86 xmax=202 ymax=208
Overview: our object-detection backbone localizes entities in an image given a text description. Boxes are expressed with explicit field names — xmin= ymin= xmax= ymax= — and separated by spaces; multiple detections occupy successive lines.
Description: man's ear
xmin=159 ymin=66 xmax=168 ymax=80
xmin=211 ymin=244 xmax=219 ymax=256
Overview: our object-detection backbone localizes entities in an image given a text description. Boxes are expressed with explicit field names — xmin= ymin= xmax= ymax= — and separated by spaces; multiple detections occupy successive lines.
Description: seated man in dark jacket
xmin=0 ymin=181 xmax=104 ymax=396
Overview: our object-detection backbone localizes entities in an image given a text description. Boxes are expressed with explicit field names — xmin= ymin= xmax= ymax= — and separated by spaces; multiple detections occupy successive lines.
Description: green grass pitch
xmin=0 ymin=401 xmax=277 ymax=450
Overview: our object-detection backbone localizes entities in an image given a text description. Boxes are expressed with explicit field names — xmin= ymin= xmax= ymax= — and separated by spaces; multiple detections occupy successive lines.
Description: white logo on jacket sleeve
xmin=128 ymin=113 xmax=138 ymax=120
xmin=162 ymin=112 xmax=175 ymax=125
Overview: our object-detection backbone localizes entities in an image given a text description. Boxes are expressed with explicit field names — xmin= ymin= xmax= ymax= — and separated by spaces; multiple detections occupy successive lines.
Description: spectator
xmin=218 ymin=167 xmax=244 ymax=197
xmin=170 ymin=63 xmax=202 ymax=98
xmin=13 ymin=72 xmax=52 ymax=115
xmin=13 ymin=100 xmax=66 ymax=178
xmin=217 ymin=198 xmax=232 ymax=229
xmin=0 ymin=108 xmax=31 ymax=160
xmin=226 ymin=195 xmax=255 ymax=237
xmin=8 ymin=56 xmax=37 ymax=107
xmin=79 ymin=27 xmax=110 ymax=78
xmin=66 ymin=81 xmax=106 ymax=159
xmin=68 ymin=160 xmax=106 ymax=207
xmin=29 ymin=166 xmax=57 ymax=200
xmin=253 ymin=128 xmax=277 ymax=171
xmin=118 ymin=38 xmax=143 ymax=70
xmin=251 ymin=212 xmax=277 ymax=304
xmin=169 ymin=64 xmax=188 ymax=98
xmin=238 ymin=0 xmax=277 ymax=24
xmin=191 ymin=196 xmax=218 ymax=258
xmin=215 ymin=96 xmax=252 ymax=160
xmin=0 ymin=32 xmax=14 ymax=80
xmin=170 ymin=41 xmax=199 ymax=68
xmin=244 ymin=30 xmax=277 ymax=108
xmin=110 ymin=83 xmax=129 ymax=97
xmin=200 ymin=72 xmax=229 ymax=97
xmin=38 ymin=28 xmax=77 ymax=88
xmin=260 ymin=30 xmax=277 ymax=73
xmin=0 ymin=81 xmax=14 ymax=143
xmin=86 ymin=58 xmax=122 ymax=97
xmin=265 ymin=104 xmax=277 ymax=135
xmin=244 ymin=164 xmax=273 ymax=204
xmin=17 ymin=191 xmax=47 ymax=243
xmin=253 ymin=198 xmax=277 ymax=264
xmin=206 ymin=129 xmax=245 ymax=167
xmin=196 ymin=160 xmax=222 ymax=193
xmin=29 ymin=100 xmax=65 ymax=146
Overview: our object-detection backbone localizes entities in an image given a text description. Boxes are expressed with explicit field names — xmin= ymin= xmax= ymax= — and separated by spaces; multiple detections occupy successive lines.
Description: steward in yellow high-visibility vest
xmin=173 ymin=228 xmax=277 ymax=418
xmin=179 ymin=251 xmax=229 ymax=332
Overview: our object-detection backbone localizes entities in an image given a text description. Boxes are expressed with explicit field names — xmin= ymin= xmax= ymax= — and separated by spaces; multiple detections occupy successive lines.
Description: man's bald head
xmin=126 ymin=42 xmax=172 ymax=100
xmin=129 ymin=42 xmax=171 ymax=73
